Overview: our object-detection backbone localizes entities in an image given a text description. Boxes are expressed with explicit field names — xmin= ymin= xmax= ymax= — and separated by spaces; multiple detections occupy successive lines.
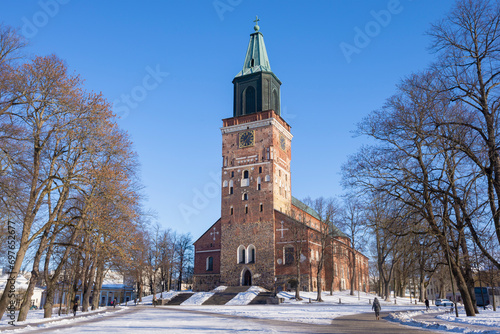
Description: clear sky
xmin=1 ymin=0 xmax=456 ymax=239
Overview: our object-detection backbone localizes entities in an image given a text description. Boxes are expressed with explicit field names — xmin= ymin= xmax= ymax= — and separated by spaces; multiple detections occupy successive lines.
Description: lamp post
xmin=160 ymin=280 xmax=164 ymax=299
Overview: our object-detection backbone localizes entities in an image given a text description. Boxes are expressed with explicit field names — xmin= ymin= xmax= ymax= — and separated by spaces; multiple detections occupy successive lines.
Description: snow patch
xmin=181 ymin=292 xmax=214 ymax=305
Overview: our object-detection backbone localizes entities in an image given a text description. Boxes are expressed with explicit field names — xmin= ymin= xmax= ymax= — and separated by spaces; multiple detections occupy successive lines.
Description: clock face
xmin=239 ymin=130 xmax=255 ymax=148
xmin=280 ymin=134 xmax=286 ymax=151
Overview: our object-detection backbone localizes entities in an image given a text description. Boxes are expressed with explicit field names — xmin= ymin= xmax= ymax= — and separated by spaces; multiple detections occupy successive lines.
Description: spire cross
xmin=253 ymin=16 xmax=260 ymax=25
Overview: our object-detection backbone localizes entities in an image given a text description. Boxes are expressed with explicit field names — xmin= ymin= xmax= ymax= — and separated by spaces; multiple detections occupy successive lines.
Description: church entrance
xmin=242 ymin=269 xmax=252 ymax=286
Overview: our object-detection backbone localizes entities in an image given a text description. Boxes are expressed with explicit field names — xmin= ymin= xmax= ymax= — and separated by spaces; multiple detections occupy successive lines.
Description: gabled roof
xmin=291 ymin=196 xmax=348 ymax=238
xmin=193 ymin=218 xmax=221 ymax=245
xmin=235 ymin=25 xmax=274 ymax=78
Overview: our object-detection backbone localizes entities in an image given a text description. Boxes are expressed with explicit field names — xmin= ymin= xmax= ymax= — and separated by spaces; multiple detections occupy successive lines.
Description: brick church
xmin=193 ymin=20 xmax=369 ymax=293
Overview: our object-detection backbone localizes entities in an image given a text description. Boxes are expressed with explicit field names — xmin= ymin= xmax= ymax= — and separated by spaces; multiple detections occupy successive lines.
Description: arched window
xmin=245 ymin=205 xmax=248 ymax=214
xmin=223 ymin=180 xmax=228 ymax=187
xmin=242 ymin=193 xmax=248 ymax=201
xmin=241 ymin=170 xmax=249 ymax=187
xmin=272 ymin=89 xmax=279 ymax=113
xmin=206 ymin=257 xmax=213 ymax=271
xmin=247 ymin=245 xmax=256 ymax=263
xmin=229 ymin=180 xmax=233 ymax=194
xmin=237 ymin=245 xmax=246 ymax=264
xmin=257 ymin=176 xmax=261 ymax=190
xmin=242 ymin=86 xmax=256 ymax=115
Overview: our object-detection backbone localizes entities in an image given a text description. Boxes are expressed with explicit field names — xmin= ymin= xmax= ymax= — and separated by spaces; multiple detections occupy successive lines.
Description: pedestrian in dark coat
xmin=425 ymin=298 xmax=430 ymax=311
xmin=113 ymin=298 xmax=117 ymax=308
xmin=372 ymin=297 xmax=381 ymax=320
xmin=72 ymin=302 xmax=78 ymax=317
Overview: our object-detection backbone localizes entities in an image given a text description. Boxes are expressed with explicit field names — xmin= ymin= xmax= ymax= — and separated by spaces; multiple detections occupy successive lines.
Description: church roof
xmin=291 ymin=197 xmax=348 ymax=238
xmin=235 ymin=20 xmax=275 ymax=78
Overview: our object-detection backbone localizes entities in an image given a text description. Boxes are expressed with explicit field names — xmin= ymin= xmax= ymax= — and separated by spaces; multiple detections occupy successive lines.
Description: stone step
xmin=249 ymin=292 xmax=275 ymax=304
xmin=165 ymin=292 xmax=194 ymax=305
xmin=202 ymin=286 xmax=251 ymax=305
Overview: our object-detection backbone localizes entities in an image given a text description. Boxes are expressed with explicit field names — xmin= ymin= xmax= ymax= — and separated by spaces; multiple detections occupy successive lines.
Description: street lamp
xmin=160 ymin=280 xmax=164 ymax=299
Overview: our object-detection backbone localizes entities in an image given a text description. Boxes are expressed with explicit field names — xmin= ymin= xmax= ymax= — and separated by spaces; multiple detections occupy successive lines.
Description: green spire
xmin=235 ymin=16 xmax=272 ymax=77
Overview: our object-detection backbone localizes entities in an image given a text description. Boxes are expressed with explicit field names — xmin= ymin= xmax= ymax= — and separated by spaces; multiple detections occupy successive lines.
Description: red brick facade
xmin=193 ymin=110 xmax=369 ymax=292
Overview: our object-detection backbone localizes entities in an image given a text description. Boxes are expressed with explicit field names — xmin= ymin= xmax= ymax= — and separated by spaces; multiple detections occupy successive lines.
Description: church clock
xmin=239 ymin=130 xmax=255 ymax=148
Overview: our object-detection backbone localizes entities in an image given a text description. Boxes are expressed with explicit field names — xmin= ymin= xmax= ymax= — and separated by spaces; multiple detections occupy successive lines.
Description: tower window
xmin=230 ymin=206 xmax=233 ymax=215
xmin=231 ymin=171 xmax=234 ymax=177
xmin=245 ymin=205 xmax=248 ymax=214
xmin=257 ymin=176 xmax=261 ymax=190
xmin=259 ymin=167 xmax=262 ymax=173
xmin=243 ymin=193 xmax=248 ymax=201
xmin=260 ymin=203 xmax=263 ymax=212
xmin=241 ymin=170 xmax=250 ymax=187
xmin=251 ymin=58 xmax=254 ymax=67
xmin=243 ymin=86 xmax=256 ymax=115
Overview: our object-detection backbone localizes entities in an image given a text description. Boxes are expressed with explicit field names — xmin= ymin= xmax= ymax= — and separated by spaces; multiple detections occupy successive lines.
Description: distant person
xmin=372 ymin=297 xmax=381 ymax=320
xmin=134 ymin=297 xmax=137 ymax=306
xmin=425 ymin=298 xmax=430 ymax=311
xmin=72 ymin=301 xmax=78 ymax=317
xmin=113 ymin=298 xmax=117 ymax=308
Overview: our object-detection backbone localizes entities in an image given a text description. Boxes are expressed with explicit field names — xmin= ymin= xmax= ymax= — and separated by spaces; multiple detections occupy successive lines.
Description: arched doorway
xmin=242 ymin=269 xmax=252 ymax=286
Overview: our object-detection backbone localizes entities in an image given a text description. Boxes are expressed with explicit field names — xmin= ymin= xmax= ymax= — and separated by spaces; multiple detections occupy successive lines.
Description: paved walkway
xmin=0 ymin=306 xmax=125 ymax=333
xmin=1 ymin=306 xmax=439 ymax=334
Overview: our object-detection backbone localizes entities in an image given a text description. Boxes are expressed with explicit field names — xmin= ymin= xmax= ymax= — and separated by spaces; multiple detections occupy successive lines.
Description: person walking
xmin=425 ymin=298 xmax=430 ymax=311
xmin=113 ymin=298 xmax=117 ymax=308
xmin=72 ymin=301 xmax=78 ymax=317
xmin=372 ymin=297 xmax=381 ymax=320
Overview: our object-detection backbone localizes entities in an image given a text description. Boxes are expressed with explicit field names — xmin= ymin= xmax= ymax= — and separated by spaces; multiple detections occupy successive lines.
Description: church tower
xmin=219 ymin=18 xmax=292 ymax=290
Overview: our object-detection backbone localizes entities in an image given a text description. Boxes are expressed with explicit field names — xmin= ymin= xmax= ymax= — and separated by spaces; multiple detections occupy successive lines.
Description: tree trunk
xmin=82 ymin=261 xmax=95 ymax=312
xmin=17 ymin=227 xmax=50 ymax=321
xmin=91 ymin=259 xmax=105 ymax=310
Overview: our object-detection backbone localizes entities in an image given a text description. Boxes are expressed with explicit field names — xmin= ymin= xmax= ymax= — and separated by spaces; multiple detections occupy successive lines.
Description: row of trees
xmin=0 ymin=23 xmax=194 ymax=321
xmin=342 ymin=0 xmax=500 ymax=317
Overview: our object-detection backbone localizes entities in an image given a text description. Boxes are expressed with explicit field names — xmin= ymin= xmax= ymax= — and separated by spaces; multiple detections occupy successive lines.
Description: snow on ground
xmin=225 ymin=286 xmax=267 ymax=306
xmin=134 ymin=290 xmax=179 ymax=305
xmin=181 ymin=292 xmax=214 ymax=305
xmin=183 ymin=289 xmax=426 ymax=325
xmin=212 ymin=286 xmax=227 ymax=292
xmin=48 ymin=308 xmax=298 ymax=333
xmin=0 ymin=306 xmax=126 ymax=328
xmin=389 ymin=308 xmax=500 ymax=333
xmin=437 ymin=309 xmax=500 ymax=328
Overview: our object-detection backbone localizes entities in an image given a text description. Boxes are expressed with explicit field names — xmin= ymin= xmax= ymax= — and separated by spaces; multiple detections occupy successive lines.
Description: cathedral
xmin=193 ymin=21 xmax=369 ymax=293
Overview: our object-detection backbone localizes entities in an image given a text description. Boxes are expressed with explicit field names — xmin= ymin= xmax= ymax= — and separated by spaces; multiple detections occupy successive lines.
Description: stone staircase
xmin=202 ymin=286 xmax=250 ymax=305
xmin=248 ymin=291 xmax=275 ymax=304
xmin=164 ymin=292 xmax=194 ymax=305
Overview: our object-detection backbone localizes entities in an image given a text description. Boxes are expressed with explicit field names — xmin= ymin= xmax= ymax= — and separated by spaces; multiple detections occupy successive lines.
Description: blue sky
xmin=1 ymin=0 xmax=456 ymax=238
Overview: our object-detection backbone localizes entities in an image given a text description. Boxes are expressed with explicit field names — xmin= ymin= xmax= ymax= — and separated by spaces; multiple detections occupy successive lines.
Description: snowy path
xmin=8 ymin=306 xmax=437 ymax=333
